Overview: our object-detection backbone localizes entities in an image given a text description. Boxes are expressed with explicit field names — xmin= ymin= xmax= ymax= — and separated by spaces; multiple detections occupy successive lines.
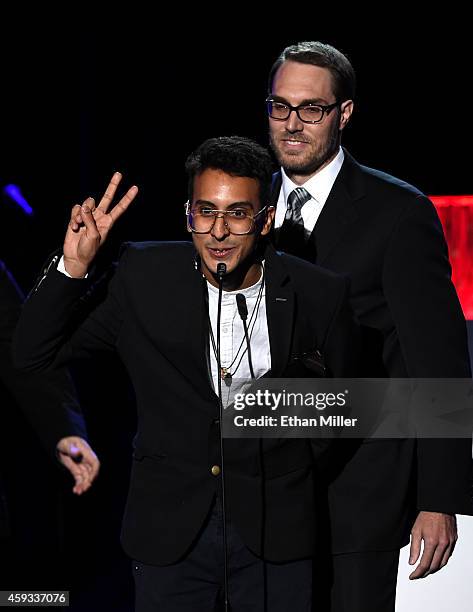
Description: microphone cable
xmin=236 ymin=292 xmax=255 ymax=379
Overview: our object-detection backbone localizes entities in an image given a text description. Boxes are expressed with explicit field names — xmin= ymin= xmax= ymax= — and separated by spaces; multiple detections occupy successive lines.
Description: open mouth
xmin=207 ymin=247 xmax=235 ymax=259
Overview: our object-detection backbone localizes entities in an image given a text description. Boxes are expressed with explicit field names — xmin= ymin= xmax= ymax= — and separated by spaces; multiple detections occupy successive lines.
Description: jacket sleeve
xmin=382 ymin=195 xmax=473 ymax=515
xmin=0 ymin=261 xmax=87 ymax=457
xmin=12 ymin=246 xmax=127 ymax=374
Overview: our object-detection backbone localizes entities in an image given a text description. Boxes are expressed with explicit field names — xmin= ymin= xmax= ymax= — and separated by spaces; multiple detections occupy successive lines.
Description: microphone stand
xmin=236 ymin=292 xmax=266 ymax=610
xmin=216 ymin=262 xmax=230 ymax=612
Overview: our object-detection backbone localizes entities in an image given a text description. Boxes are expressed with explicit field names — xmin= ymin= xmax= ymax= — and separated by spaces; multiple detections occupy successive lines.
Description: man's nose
xmin=285 ymin=109 xmax=304 ymax=132
xmin=211 ymin=214 xmax=230 ymax=240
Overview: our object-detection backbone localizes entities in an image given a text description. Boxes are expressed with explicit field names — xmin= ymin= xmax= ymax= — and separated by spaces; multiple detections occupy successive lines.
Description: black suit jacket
xmin=0 ymin=260 xmax=86 ymax=456
xmin=13 ymin=241 xmax=359 ymax=565
xmin=272 ymin=150 xmax=473 ymax=553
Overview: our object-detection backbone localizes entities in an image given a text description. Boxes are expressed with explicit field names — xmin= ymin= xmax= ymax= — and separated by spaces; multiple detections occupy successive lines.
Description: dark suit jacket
xmin=0 ymin=260 xmax=86 ymax=456
xmin=13 ymin=241 xmax=359 ymax=565
xmin=272 ymin=149 xmax=473 ymax=553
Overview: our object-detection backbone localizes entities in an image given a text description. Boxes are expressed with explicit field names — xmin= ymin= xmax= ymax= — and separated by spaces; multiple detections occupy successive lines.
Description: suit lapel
xmin=164 ymin=253 xmax=216 ymax=403
xmin=264 ymin=245 xmax=295 ymax=377
xmin=310 ymin=150 xmax=364 ymax=265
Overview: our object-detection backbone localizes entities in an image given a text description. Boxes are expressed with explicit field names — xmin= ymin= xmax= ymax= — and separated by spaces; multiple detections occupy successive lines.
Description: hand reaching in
xmin=56 ymin=436 xmax=100 ymax=495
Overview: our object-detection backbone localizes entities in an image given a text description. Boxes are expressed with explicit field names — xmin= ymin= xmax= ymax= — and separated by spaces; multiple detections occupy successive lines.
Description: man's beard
xmin=269 ymin=123 xmax=340 ymax=177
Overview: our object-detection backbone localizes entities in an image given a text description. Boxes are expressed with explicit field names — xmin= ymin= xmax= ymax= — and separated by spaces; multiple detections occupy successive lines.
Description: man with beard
xmin=266 ymin=41 xmax=472 ymax=612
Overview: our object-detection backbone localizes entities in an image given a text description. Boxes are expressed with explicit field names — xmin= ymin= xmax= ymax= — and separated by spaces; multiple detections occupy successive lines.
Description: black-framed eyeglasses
xmin=185 ymin=202 xmax=272 ymax=235
xmin=266 ymin=97 xmax=340 ymax=124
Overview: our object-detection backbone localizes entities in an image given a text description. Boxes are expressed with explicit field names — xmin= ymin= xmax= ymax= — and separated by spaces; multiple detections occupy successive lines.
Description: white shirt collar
xmin=206 ymin=263 xmax=265 ymax=299
xmin=281 ymin=146 xmax=344 ymax=207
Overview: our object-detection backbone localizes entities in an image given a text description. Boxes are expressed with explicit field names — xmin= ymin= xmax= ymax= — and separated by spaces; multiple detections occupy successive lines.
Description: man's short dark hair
xmin=268 ymin=41 xmax=356 ymax=102
xmin=185 ymin=136 xmax=274 ymax=208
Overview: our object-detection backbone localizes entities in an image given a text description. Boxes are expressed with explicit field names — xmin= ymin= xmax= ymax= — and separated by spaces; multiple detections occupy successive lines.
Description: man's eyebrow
xmin=192 ymin=200 xmax=224 ymax=208
xmin=226 ymin=201 xmax=255 ymax=209
xmin=193 ymin=200 xmax=255 ymax=209
xmin=270 ymin=95 xmax=329 ymax=106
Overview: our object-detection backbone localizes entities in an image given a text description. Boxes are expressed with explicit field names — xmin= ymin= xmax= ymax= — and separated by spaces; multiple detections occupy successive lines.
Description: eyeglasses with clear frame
xmin=185 ymin=202 xmax=272 ymax=235
xmin=266 ymin=97 xmax=340 ymax=124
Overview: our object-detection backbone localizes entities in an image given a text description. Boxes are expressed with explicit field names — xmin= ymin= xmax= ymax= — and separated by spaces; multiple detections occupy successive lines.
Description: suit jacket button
xmin=211 ymin=465 xmax=221 ymax=476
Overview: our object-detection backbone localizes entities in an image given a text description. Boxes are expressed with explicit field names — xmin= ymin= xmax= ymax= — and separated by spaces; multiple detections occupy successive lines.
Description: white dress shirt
xmin=274 ymin=147 xmax=345 ymax=233
xmin=207 ymin=265 xmax=271 ymax=400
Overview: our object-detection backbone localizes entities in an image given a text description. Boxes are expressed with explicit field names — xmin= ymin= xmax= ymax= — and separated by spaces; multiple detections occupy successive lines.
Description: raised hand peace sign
xmin=63 ymin=172 xmax=138 ymax=278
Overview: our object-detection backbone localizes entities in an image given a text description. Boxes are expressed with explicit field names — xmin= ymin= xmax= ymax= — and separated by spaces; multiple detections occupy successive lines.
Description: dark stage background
xmin=1 ymin=23 xmax=471 ymax=611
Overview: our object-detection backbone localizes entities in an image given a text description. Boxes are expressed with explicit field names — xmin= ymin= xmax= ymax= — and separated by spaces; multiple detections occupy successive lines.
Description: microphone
xmin=235 ymin=293 xmax=248 ymax=320
xmin=236 ymin=293 xmax=255 ymax=379
xmin=217 ymin=262 xmax=226 ymax=281
xmin=215 ymin=262 xmax=230 ymax=611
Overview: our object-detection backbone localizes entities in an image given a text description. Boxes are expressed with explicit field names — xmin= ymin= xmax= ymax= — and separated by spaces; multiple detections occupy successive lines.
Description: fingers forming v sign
xmin=64 ymin=172 xmax=138 ymax=277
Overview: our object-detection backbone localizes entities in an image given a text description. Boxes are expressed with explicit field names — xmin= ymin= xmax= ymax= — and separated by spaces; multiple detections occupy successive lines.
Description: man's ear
xmin=260 ymin=206 xmax=276 ymax=236
xmin=339 ymin=100 xmax=354 ymax=131
xmin=185 ymin=200 xmax=192 ymax=233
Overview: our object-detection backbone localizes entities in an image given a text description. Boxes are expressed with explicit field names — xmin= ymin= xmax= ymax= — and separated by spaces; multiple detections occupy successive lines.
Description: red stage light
xmin=431 ymin=196 xmax=473 ymax=319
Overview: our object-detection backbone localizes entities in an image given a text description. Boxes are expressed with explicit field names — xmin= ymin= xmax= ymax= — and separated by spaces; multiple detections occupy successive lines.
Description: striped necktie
xmin=284 ymin=187 xmax=312 ymax=229
xmin=276 ymin=187 xmax=314 ymax=257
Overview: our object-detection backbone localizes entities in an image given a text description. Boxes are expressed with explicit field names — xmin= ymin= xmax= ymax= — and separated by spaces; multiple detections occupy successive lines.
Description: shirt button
xmin=211 ymin=465 xmax=221 ymax=476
